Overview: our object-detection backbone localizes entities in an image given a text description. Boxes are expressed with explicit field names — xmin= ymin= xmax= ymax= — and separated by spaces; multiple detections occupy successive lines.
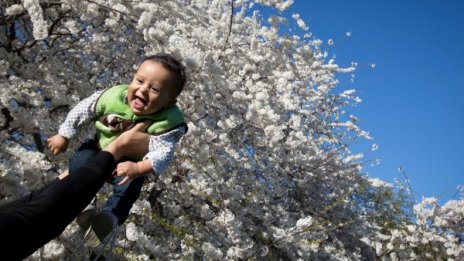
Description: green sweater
xmin=94 ymin=85 xmax=186 ymax=151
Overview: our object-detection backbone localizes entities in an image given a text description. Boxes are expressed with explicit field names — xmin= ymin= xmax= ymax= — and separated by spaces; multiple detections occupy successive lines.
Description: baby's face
xmin=128 ymin=60 xmax=175 ymax=115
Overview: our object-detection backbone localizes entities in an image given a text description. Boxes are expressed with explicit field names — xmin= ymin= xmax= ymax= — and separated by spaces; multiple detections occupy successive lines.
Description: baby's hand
xmin=113 ymin=161 xmax=142 ymax=186
xmin=47 ymin=134 xmax=69 ymax=155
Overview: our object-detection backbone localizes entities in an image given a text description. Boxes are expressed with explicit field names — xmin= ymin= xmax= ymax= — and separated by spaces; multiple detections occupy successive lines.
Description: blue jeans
xmin=69 ymin=138 xmax=146 ymax=225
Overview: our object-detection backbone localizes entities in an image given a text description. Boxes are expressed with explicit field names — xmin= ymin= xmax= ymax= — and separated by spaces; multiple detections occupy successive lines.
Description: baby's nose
xmin=140 ymin=84 xmax=150 ymax=92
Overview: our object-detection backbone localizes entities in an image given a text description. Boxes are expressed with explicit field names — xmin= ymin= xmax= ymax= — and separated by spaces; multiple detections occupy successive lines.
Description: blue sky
xmin=283 ymin=1 xmax=464 ymax=203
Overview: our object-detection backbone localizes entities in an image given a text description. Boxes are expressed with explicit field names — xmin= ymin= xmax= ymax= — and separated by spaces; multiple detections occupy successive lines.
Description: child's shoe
xmin=76 ymin=204 xmax=97 ymax=230
xmin=84 ymin=211 xmax=117 ymax=247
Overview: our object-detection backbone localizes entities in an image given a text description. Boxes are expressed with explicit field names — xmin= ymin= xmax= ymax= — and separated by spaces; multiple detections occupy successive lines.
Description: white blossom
xmin=292 ymin=13 xmax=308 ymax=31
xmin=296 ymin=216 xmax=313 ymax=230
xmin=6 ymin=4 xmax=24 ymax=16
xmin=125 ymin=222 xmax=140 ymax=241
xmin=202 ymin=242 xmax=224 ymax=259
xmin=23 ymin=0 xmax=48 ymax=40
xmin=369 ymin=177 xmax=393 ymax=188
xmin=138 ymin=11 xmax=154 ymax=29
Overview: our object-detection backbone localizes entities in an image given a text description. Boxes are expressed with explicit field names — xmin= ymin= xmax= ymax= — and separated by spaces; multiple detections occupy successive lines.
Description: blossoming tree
xmin=1 ymin=0 xmax=462 ymax=259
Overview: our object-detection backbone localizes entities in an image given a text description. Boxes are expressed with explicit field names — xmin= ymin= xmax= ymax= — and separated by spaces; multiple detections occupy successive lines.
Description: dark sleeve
xmin=0 ymin=151 xmax=116 ymax=260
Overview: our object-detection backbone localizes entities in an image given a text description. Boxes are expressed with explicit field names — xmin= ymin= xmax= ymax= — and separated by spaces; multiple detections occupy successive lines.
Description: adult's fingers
xmin=118 ymin=176 xmax=130 ymax=186
xmin=131 ymin=120 xmax=152 ymax=132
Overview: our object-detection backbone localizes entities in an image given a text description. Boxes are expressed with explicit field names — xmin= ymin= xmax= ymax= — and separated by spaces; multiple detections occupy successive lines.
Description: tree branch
xmin=49 ymin=104 xmax=70 ymax=114
xmin=1 ymin=107 xmax=14 ymax=131
xmin=223 ymin=0 xmax=234 ymax=50
xmin=32 ymin=132 xmax=44 ymax=152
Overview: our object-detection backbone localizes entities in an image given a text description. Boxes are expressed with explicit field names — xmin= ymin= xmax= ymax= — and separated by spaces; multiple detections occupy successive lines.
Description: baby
xmin=47 ymin=53 xmax=187 ymax=246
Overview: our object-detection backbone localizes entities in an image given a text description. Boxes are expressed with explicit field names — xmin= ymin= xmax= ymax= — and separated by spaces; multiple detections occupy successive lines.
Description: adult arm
xmin=0 ymin=123 xmax=150 ymax=259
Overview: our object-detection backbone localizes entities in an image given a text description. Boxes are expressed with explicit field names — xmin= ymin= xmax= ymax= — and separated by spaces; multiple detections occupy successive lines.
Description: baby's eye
xmin=137 ymin=79 xmax=143 ymax=84
xmin=150 ymin=86 xmax=160 ymax=93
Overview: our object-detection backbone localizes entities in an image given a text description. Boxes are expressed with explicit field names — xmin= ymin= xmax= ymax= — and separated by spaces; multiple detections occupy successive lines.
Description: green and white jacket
xmin=58 ymin=85 xmax=187 ymax=175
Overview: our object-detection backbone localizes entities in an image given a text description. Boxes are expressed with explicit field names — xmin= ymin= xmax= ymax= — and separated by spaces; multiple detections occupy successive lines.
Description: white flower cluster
xmin=368 ymin=177 xmax=393 ymax=188
xmin=357 ymin=196 xmax=464 ymax=260
xmin=292 ymin=13 xmax=308 ymax=31
xmin=23 ymin=0 xmax=48 ymax=40
xmin=256 ymin=0 xmax=294 ymax=11
xmin=6 ymin=4 xmax=24 ymax=16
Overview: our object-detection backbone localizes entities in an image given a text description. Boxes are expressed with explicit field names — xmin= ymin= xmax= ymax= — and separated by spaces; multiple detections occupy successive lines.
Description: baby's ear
xmin=167 ymin=98 xmax=177 ymax=107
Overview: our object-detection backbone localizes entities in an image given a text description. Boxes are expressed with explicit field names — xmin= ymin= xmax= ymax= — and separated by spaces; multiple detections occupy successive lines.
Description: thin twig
xmin=1 ymin=108 xmax=14 ymax=131
xmin=32 ymin=132 xmax=44 ymax=152
xmin=223 ymin=0 xmax=234 ymax=50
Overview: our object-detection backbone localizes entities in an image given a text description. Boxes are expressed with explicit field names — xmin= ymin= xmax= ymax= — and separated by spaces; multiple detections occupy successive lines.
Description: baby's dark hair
xmin=142 ymin=54 xmax=186 ymax=97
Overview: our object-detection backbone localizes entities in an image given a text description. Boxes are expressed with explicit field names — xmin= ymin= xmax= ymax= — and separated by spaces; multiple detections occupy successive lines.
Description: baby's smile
xmin=132 ymin=93 xmax=147 ymax=111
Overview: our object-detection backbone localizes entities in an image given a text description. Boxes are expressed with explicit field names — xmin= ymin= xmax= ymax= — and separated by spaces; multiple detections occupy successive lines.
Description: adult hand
xmin=104 ymin=121 xmax=151 ymax=160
